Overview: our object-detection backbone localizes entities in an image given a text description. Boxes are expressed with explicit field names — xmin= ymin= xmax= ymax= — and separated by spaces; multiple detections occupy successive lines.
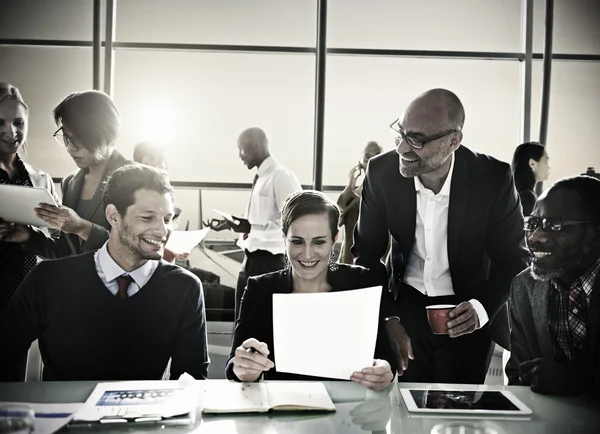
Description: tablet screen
xmin=409 ymin=390 xmax=519 ymax=411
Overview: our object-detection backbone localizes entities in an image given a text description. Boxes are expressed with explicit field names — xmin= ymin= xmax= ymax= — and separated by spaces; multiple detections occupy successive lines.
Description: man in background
xmin=206 ymin=127 xmax=302 ymax=320
xmin=337 ymin=141 xmax=383 ymax=264
xmin=133 ymin=140 xmax=168 ymax=170
xmin=507 ymin=176 xmax=600 ymax=396
xmin=0 ymin=164 xmax=209 ymax=381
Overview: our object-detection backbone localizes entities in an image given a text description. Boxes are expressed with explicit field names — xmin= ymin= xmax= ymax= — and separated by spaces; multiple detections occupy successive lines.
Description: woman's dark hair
xmin=511 ymin=142 xmax=546 ymax=192
xmin=103 ymin=164 xmax=174 ymax=216
xmin=282 ymin=190 xmax=339 ymax=240
xmin=53 ymin=90 xmax=120 ymax=154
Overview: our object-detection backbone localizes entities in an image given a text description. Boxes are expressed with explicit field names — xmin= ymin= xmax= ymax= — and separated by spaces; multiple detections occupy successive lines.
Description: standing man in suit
xmin=207 ymin=127 xmax=302 ymax=320
xmin=353 ymin=88 xmax=528 ymax=384
xmin=507 ymin=176 xmax=600 ymax=396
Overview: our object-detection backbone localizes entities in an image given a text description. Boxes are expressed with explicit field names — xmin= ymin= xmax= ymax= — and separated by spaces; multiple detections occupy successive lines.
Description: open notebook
xmin=202 ymin=382 xmax=336 ymax=414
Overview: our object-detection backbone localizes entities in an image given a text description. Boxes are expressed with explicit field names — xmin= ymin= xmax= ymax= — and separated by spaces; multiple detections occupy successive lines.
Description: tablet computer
xmin=0 ymin=184 xmax=58 ymax=228
xmin=400 ymin=388 xmax=532 ymax=416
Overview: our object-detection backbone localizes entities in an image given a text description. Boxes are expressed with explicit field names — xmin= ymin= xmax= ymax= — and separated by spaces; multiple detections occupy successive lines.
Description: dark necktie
xmin=116 ymin=275 xmax=134 ymax=300
xmin=243 ymin=174 xmax=259 ymax=240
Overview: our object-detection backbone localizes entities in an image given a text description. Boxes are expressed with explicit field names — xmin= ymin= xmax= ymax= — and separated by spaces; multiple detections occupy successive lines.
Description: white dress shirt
xmin=402 ymin=154 xmax=489 ymax=327
xmin=94 ymin=242 xmax=160 ymax=297
xmin=237 ymin=156 xmax=302 ymax=255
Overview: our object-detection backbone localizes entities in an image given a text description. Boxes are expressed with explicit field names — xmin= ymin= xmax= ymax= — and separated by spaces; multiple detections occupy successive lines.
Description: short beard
xmin=530 ymin=256 xmax=587 ymax=281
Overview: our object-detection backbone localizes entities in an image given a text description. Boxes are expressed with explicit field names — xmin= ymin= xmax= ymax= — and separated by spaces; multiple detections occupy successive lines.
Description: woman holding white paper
xmin=226 ymin=190 xmax=397 ymax=391
xmin=0 ymin=83 xmax=59 ymax=310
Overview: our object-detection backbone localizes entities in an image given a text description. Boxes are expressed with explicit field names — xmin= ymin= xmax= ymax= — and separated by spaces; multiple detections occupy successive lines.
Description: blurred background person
xmin=511 ymin=142 xmax=550 ymax=216
xmin=133 ymin=140 xmax=167 ymax=170
xmin=226 ymin=190 xmax=396 ymax=391
xmin=337 ymin=141 xmax=383 ymax=264
xmin=0 ymin=83 xmax=59 ymax=310
xmin=1 ymin=90 xmax=128 ymax=258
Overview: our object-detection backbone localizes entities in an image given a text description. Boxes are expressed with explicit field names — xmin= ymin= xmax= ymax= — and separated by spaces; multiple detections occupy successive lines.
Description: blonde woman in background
xmin=0 ymin=83 xmax=59 ymax=310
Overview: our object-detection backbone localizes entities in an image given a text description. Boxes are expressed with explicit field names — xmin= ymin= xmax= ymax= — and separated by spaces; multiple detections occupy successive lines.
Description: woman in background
xmin=0 ymin=83 xmax=59 ymax=309
xmin=1 ymin=90 xmax=129 ymax=258
xmin=511 ymin=142 xmax=550 ymax=216
xmin=226 ymin=190 xmax=397 ymax=391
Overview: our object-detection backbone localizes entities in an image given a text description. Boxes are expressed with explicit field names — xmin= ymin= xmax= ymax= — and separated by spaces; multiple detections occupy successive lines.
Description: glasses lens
xmin=523 ymin=217 xmax=538 ymax=231
xmin=546 ymin=218 xmax=562 ymax=232
xmin=406 ymin=137 xmax=423 ymax=149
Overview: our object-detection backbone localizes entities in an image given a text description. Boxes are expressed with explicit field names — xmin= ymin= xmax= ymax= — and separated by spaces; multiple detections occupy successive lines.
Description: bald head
xmin=237 ymin=127 xmax=270 ymax=170
xmin=405 ymin=88 xmax=465 ymax=132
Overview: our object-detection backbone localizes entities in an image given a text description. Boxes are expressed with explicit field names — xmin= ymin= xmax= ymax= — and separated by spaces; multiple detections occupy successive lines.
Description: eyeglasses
xmin=523 ymin=216 xmax=594 ymax=233
xmin=389 ymin=118 xmax=458 ymax=150
xmin=53 ymin=127 xmax=81 ymax=150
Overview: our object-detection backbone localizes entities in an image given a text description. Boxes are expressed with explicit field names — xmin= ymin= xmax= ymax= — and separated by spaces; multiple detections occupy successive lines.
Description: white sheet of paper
xmin=0 ymin=402 xmax=82 ymax=434
xmin=165 ymin=228 xmax=209 ymax=254
xmin=272 ymin=285 xmax=382 ymax=380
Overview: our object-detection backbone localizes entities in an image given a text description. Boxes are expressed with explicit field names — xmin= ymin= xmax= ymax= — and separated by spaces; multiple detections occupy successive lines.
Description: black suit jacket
xmin=225 ymin=264 xmax=396 ymax=382
xmin=22 ymin=151 xmax=130 ymax=258
xmin=353 ymin=146 xmax=528 ymax=322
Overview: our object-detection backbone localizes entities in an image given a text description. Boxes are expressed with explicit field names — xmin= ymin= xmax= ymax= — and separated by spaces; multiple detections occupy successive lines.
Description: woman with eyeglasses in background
xmin=0 ymin=83 xmax=60 ymax=311
xmin=1 ymin=90 xmax=128 ymax=258
xmin=511 ymin=142 xmax=550 ymax=216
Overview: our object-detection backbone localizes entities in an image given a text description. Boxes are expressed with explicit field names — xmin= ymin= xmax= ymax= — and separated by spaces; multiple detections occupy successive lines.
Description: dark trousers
xmin=235 ymin=250 xmax=285 ymax=321
xmin=394 ymin=283 xmax=492 ymax=384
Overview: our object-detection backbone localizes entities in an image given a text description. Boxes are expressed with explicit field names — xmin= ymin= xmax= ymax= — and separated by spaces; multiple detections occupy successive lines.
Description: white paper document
xmin=272 ymin=285 xmax=382 ymax=379
xmin=0 ymin=184 xmax=58 ymax=228
xmin=73 ymin=376 xmax=197 ymax=425
xmin=0 ymin=402 xmax=82 ymax=434
xmin=165 ymin=228 xmax=209 ymax=254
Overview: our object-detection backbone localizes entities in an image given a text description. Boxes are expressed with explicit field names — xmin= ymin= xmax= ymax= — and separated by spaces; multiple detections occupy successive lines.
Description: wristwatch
xmin=384 ymin=316 xmax=401 ymax=323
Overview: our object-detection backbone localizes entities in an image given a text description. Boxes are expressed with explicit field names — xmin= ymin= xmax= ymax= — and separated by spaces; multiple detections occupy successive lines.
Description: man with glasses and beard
xmin=353 ymin=88 xmax=528 ymax=384
xmin=506 ymin=176 xmax=600 ymax=396
xmin=0 ymin=164 xmax=209 ymax=381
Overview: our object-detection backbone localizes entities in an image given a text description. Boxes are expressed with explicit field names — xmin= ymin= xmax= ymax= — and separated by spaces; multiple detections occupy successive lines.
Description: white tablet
xmin=0 ymin=184 xmax=58 ymax=228
xmin=400 ymin=388 xmax=532 ymax=416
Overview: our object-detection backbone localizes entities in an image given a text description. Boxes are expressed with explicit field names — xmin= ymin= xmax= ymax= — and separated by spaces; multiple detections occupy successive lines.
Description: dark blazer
xmin=22 ymin=151 xmax=129 ymax=258
xmin=225 ymin=264 xmax=396 ymax=382
xmin=506 ymin=268 xmax=600 ymax=396
xmin=353 ymin=146 xmax=529 ymax=322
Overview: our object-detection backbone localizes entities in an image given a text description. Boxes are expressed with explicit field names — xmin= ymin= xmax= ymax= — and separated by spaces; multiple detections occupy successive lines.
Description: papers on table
xmin=0 ymin=402 xmax=82 ymax=434
xmin=272 ymin=285 xmax=383 ymax=380
xmin=73 ymin=374 xmax=197 ymax=426
xmin=165 ymin=228 xmax=210 ymax=254
xmin=202 ymin=382 xmax=335 ymax=414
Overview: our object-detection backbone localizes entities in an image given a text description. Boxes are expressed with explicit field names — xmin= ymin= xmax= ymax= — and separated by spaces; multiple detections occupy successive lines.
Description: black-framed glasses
xmin=523 ymin=216 xmax=594 ymax=233
xmin=389 ymin=118 xmax=458 ymax=149
xmin=53 ymin=127 xmax=79 ymax=150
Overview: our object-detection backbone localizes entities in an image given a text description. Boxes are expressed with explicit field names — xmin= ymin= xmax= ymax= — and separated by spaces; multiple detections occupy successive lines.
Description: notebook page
xmin=267 ymin=382 xmax=336 ymax=411
xmin=202 ymin=382 xmax=270 ymax=414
